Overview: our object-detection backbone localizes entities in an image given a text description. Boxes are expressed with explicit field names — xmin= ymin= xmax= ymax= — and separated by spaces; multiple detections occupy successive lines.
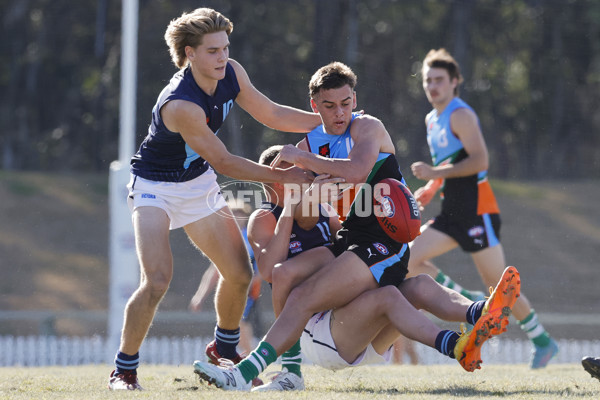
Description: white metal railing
xmin=0 ymin=335 xmax=598 ymax=367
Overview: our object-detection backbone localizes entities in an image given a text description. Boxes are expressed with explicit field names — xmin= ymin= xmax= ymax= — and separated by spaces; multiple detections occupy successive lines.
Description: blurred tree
xmin=0 ymin=0 xmax=599 ymax=179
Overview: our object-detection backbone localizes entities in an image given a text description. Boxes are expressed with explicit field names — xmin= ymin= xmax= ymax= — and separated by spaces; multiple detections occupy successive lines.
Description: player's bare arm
xmin=272 ymin=117 xmax=388 ymax=184
xmin=247 ymin=207 xmax=295 ymax=283
xmin=161 ymin=99 xmax=311 ymax=185
xmin=411 ymin=108 xmax=488 ymax=181
xmin=230 ymin=59 xmax=321 ymax=133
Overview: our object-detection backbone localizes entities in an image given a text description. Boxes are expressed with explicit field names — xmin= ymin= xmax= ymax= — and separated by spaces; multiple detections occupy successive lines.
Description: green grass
xmin=0 ymin=363 xmax=598 ymax=399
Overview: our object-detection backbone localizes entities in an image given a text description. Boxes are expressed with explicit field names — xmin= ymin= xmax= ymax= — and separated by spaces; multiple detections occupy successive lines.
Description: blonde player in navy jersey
xmin=408 ymin=48 xmax=558 ymax=369
xmin=108 ymin=8 xmax=321 ymax=390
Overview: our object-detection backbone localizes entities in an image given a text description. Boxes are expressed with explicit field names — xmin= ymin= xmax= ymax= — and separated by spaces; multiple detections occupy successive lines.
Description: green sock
xmin=237 ymin=341 xmax=278 ymax=383
xmin=281 ymin=340 xmax=302 ymax=377
xmin=434 ymin=270 xmax=479 ymax=300
xmin=518 ymin=309 xmax=552 ymax=347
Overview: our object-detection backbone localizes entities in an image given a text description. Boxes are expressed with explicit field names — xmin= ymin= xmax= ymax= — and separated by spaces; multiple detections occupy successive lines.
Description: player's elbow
xmin=207 ymin=152 xmax=236 ymax=176
xmin=477 ymin=153 xmax=489 ymax=172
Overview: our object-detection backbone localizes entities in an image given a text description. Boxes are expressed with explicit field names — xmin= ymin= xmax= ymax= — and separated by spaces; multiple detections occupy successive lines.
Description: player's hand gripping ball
xmin=373 ymin=178 xmax=421 ymax=243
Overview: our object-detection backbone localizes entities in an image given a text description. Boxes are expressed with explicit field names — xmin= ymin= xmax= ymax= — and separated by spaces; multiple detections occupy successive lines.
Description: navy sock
xmin=215 ymin=326 xmax=240 ymax=359
xmin=435 ymin=330 xmax=459 ymax=359
xmin=114 ymin=351 xmax=139 ymax=375
xmin=466 ymin=300 xmax=486 ymax=325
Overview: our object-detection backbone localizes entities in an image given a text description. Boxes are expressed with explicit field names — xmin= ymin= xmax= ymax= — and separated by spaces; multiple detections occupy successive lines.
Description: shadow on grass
xmin=339 ymin=384 xmax=593 ymax=398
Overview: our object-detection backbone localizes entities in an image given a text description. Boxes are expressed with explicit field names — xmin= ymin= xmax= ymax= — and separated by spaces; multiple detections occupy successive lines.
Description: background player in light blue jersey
xmin=108 ymin=8 xmax=321 ymax=391
xmin=408 ymin=48 xmax=557 ymax=369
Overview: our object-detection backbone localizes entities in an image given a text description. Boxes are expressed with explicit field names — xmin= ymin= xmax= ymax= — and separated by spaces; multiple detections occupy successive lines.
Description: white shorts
xmin=300 ymin=310 xmax=391 ymax=371
xmin=127 ymin=169 xmax=227 ymax=230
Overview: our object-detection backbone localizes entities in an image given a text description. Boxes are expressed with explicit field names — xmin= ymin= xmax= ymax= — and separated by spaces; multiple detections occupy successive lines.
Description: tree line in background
xmin=1 ymin=0 xmax=599 ymax=179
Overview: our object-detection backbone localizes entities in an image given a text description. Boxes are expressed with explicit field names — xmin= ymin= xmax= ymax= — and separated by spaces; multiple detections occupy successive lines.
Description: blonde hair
xmin=422 ymin=48 xmax=464 ymax=95
xmin=164 ymin=8 xmax=233 ymax=69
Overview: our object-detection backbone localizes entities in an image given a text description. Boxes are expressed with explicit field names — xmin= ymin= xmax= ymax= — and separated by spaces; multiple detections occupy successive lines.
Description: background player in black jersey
xmin=108 ymin=8 xmax=321 ymax=390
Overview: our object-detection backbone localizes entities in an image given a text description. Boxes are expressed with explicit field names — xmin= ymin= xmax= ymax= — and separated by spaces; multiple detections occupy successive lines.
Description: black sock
xmin=114 ymin=351 xmax=139 ymax=375
xmin=435 ymin=330 xmax=459 ymax=359
xmin=466 ymin=300 xmax=486 ymax=325
xmin=215 ymin=326 xmax=240 ymax=359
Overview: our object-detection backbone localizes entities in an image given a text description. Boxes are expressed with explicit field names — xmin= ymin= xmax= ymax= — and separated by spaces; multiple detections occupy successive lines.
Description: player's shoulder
xmin=161 ymin=97 xmax=206 ymax=131
xmin=350 ymin=113 xmax=390 ymax=144
xmin=353 ymin=113 xmax=383 ymax=126
xmin=228 ymin=58 xmax=243 ymax=69
xmin=450 ymin=106 xmax=479 ymax=131
xmin=351 ymin=114 xmax=384 ymax=133
xmin=228 ymin=58 xmax=248 ymax=81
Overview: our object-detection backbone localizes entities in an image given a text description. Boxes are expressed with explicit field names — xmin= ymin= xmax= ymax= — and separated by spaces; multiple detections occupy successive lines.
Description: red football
xmin=373 ymin=178 xmax=421 ymax=243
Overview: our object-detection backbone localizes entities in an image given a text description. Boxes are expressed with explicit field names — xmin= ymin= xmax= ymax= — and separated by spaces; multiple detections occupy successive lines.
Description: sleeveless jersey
xmin=425 ymin=97 xmax=499 ymax=218
xmin=263 ymin=202 xmax=333 ymax=258
xmin=130 ymin=63 xmax=240 ymax=182
xmin=305 ymin=115 xmax=406 ymax=238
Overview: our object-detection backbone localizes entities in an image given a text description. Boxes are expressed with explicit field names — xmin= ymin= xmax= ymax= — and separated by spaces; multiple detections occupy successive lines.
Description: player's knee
xmin=271 ymin=262 xmax=296 ymax=291
xmin=286 ymin=283 xmax=321 ymax=314
xmin=412 ymin=273 xmax=435 ymax=290
xmin=217 ymin=259 xmax=253 ymax=288
xmin=142 ymin=270 xmax=172 ymax=300
xmin=377 ymin=285 xmax=404 ymax=308
xmin=401 ymin=274 xmax=434 ymax=307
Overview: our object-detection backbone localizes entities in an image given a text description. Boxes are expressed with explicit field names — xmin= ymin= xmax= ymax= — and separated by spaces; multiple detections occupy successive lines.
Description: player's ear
xmin=185 ymin=46 xmax=195 ymax=61
xmin=352 ymin=91 xmax=357 ymax=110
xmin=310 ymin=98 xmax=319 ymax=113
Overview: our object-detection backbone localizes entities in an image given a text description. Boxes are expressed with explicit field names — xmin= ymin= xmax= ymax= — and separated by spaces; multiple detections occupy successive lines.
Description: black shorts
xmin=327 ymin=228 xmax=409 ymax=287
xmin=429 ymin=212 xmax=501 ymax=252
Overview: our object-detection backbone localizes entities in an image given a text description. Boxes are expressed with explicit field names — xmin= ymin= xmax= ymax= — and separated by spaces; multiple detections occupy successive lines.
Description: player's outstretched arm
xmin=231 ymin=59 xmax=321 ymax=133
xmin=272 ymin=117 xmax=388 ymax=184
xmin=161 ymin=98 xmax=311 ymax=185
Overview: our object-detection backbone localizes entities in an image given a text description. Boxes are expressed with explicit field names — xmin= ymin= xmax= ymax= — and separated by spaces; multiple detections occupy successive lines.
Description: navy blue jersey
xmin=263 ymin=202 xmax=333 ymax=258
xmin=130 ymin=63 xmax=240 ymax=182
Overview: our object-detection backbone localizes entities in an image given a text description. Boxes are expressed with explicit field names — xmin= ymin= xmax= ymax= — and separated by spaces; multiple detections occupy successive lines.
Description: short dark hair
xmin=422 ymin=48 xmax=464 ymax=95
xmin=309 ymin=62 xmax=357 ymax=98
xmin=258 ymin=145 xmax=284 ymax=166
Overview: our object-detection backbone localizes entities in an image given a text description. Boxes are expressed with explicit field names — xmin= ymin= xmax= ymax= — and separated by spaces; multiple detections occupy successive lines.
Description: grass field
xmin=1 ymin=363 xmax=598 ymax=399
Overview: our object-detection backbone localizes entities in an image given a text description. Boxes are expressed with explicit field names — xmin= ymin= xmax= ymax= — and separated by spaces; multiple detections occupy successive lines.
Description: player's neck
xmin=433 ymin=96 xmax=455 ymax=114
xmin=190 ymin=69 xmax=219 ymax=96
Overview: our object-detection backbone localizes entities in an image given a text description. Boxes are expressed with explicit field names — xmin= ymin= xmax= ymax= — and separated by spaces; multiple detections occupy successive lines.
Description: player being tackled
xmin=454 ymin=266 xmax=521 ymax=372
xmin=193 ymin=266 xmax=522 ymax=390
